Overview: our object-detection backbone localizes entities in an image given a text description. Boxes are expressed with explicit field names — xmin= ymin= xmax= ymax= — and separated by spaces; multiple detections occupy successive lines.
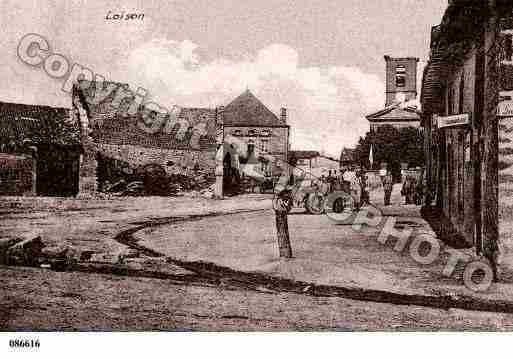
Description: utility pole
xmin=273 ymin=190 xmax=293 ymax=258
xmin=214 ymin=106 xmax=224 ymax=199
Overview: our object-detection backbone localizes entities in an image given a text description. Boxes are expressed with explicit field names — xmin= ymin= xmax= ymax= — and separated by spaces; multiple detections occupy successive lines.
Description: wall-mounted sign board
xmin=498 ymin=100 xmax=513 ymax=117
xmin=435 ymin=113 xmax=470 ymax=129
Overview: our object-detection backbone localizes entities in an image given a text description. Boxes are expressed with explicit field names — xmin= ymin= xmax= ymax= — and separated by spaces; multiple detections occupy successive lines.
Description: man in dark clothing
xmin=356 ymin=169 xmax=369 ymax=206
xmin=382 ymin=172 xmax=393 ymax=206
xmin=401 ymin=175 xmax=416 ymax=204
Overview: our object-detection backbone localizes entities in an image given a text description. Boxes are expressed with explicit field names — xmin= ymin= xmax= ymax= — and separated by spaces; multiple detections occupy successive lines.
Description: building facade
xmin=366 ymin=56 xmax=421 ymax=131
xmin=221 ymin=90 xmax=289 ymax=192
xmin=421 ymin=0 xmax=512 ymax=278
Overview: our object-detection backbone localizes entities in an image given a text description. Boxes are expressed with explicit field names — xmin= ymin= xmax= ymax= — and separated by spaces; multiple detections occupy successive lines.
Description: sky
xmin=0 ymin=0 xmax=447 ymax=156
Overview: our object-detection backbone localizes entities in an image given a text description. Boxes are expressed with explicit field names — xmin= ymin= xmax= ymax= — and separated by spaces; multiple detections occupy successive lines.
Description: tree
xmin=354 ymin=125 xmax=424 ymax=178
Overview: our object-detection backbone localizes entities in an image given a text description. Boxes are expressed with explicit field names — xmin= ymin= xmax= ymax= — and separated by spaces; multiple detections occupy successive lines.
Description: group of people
xmin=381 ymin=170 xmax=424 ymax=206
xmin=307 ymin=167 xmax=424 ymax=208
xmin=400 ymin=173 xmax=424 ymax=205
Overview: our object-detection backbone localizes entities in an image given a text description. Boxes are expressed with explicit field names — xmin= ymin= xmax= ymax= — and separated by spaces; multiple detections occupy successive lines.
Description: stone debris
xmin=80 ymin=250 xmax=95 ymax=261
xmin=40 ymin=245 xmax=80 ymax=269
xmin=5 ymin=236 xmax=45 ymax=266
xmin=0 ymin=237 xmax=23 ymax=264
xmin=100 ymin=160 xmax=215 ymax=197
xmin=120 ymin=248 xmax=140 ymax=259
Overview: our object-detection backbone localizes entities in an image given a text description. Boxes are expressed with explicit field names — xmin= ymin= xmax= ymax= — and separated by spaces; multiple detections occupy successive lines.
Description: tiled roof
xmin=0 ymin=101 xmax=78 ymax=145
xmin=223 ymin=90 xmax=287 ymax=127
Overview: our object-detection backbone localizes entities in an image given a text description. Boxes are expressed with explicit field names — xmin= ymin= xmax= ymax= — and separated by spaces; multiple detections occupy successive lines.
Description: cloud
xmin=114 ymin=39 xmax=385 ymax=157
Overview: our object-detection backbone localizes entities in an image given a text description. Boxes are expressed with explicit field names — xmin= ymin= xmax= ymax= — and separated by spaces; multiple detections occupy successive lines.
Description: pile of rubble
xmin=101 ymin=163 xmax=215 ymax=197
xmin=0 ymin=235 xmax=142 ymax=270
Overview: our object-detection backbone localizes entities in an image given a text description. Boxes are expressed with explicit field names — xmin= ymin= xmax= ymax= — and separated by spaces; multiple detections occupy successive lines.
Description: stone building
xmin=384 ymin=55 xmax=419 ymax=107
xmin=220 ymin=90 xmax=289 ymax=193
xmin=421 ymin=0 xmax=512 ymax=279
xmin=0 ymin=101 xmax=80 ymax=196
xmin=366 ymin=56 xmax=421 ymax=131
xmin=72 ymin=82 xmax=289 ymax=196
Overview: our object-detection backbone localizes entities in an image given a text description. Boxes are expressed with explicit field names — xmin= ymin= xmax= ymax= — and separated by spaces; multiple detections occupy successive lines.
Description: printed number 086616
xmin=9 ymin=339 xmax=40 ymax=348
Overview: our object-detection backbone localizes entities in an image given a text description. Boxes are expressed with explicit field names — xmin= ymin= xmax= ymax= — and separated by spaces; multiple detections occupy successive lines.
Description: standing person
xmin=356 ymin=169 xmax=369 ymax=206
xmin=401 ymin=175 xmax=411 ymax=204
xmin=409 ymin=177 xmax=417 ymax=205
xmin=402 ymin=175 xmax=416 ymax=205
xmin=382 ymin=171 xmax=393 ymax=206
xmin=415 ymin=172 xmax=424 ymax=205
xmin=327 ymin=170 xmax=334 ymax=192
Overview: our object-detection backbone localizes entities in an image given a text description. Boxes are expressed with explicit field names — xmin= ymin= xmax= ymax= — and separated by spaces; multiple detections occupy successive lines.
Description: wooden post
xmin=273 ymin=191 xmax=292 ymax=258
xmin=214 ymin=106 xmax=225 ymax=199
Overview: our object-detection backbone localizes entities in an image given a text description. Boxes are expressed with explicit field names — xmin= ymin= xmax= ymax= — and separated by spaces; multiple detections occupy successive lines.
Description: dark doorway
xmin=36 ymin=145 xmax=80 ymax=196
xmin=223 ymin=152 xmax=240 ymax=195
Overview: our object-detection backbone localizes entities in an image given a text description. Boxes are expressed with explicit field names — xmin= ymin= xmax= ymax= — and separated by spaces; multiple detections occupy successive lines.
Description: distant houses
xmin=289 ymin=150 xmax=341 ymax=179
xmin=339 ymin=147 xmax=356 ymax=170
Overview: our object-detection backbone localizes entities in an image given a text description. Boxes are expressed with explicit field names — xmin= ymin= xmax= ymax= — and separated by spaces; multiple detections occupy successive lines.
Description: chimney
xmin=280 ymin=107 xmax=287 ymax=123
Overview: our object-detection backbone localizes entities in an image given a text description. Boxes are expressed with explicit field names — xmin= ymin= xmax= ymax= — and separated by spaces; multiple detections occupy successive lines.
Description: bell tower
xmin=384 ymin=55 xmax=419 ymax=107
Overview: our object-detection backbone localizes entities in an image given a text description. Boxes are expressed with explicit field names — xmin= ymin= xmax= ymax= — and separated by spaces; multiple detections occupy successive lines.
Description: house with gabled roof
xmin=220 ymin=90 xmax=289 ymax=193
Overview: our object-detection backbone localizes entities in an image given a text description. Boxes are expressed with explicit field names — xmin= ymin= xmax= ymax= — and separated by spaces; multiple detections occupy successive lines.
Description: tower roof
xmin=223 ymin=90 xmax=288 ymax=127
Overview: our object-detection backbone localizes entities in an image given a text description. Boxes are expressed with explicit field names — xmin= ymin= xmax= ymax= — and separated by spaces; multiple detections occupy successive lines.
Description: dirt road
xmin=3 ymin=265 xmax=513 ymax=331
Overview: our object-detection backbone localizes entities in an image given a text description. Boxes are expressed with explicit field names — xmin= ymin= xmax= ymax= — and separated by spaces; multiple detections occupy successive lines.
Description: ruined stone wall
xmin=97 ymin=143 xmax=216 ymax=175
xmin=71 ymin=83 xmax=217 ymax=194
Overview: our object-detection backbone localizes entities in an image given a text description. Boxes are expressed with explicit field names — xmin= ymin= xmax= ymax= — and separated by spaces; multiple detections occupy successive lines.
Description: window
xmin=232 ymin=129 xmax=242 ymax=136
xmin=20 ymin=116 xmax=39 ymax=122
xmin=247 ymin=143 xmax=255 ymax=161
xmin=247 ymin=129 xmax=256 ymax=137
xmin=395 ymin=65 xmax=406 ymax=87
xmin=260 ymin=139 xmax=269 ymax=153
xmin=261 ymin=129 xmax=271 ymax=137
xmin=260 ymin=161 xmax=271 ymax=177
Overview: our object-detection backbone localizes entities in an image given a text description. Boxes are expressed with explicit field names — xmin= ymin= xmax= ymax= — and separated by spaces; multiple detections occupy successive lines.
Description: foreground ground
xmin=2 ymin=188 xmax=513 ymax=330
xmin=4 ymin=265 xmax=513 ymax=331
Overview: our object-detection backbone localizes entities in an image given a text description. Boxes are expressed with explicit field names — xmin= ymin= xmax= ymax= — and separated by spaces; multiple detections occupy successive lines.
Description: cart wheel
xmin=305 ymin=192 xmax=325 ymax=214
xmin=332 ymin=197 xmax=345 ymax=213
